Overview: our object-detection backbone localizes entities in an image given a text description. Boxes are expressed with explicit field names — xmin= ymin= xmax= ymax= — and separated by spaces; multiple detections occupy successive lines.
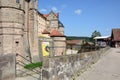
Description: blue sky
xmin=38 ymin=0 xmax=120 ymax=37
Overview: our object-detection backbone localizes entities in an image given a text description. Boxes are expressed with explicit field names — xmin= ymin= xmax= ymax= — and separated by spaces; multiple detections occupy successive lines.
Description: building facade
xmin=0 ymin=0 xmax=66 ymax=61
xmin=37 ymin=11 xmax=66 ymax=56
xmin=50 ymin=29 xmax=66 ymax=56
xmin=43 ymin=11 xmax=64 ymax=34
xmin=37 ymin=11 xmax=64 ymax=36
xmin=0 ymin=0 xmax=40 ymax=62
xmin=37 ymin=11 xmax=47 ymax=37
xmin=111 ymin=28 xmax=120 ymax=48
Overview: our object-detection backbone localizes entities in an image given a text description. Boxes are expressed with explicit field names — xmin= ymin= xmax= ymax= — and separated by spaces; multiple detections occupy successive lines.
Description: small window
xmin=15 ymin=41 xmax=19 ymax=46
xmin=0 ymin=42 xmax=1 ymax=47
xmin=31 ymin=0 xmax=36 ymax=2
xmin=16 ymin=0 xmax=20 ymax=3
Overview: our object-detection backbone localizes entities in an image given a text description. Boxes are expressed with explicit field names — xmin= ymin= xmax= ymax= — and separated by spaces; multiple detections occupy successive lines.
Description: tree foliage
xmin=90 ymin=30 xmax=101 ymax=42
xmin=91 ymin=30 xmax=101 ymax=38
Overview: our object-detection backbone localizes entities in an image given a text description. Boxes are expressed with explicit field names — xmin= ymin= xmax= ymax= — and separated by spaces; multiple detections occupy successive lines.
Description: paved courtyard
xmin=76 ymin=48 xmax=120 ymax=80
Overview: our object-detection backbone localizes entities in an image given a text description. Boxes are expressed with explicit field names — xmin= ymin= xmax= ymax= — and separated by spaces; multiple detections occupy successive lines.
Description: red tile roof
xmin=112 ymin=28 xmax=120 ymax=41
xmin=43 ymin=14 xmax=48 ymax=18
xmin=66 ymin=40 xmax=80 ymax=45
xmin=50 ymin=30 xmax=64 ymax=37
xmin=42 ymin=29 xmax=50 ymax=34
xmin=43 ymin=13 xmax=59 ymax=18
xmin=55 ymin=13 xmax=59 ymax=17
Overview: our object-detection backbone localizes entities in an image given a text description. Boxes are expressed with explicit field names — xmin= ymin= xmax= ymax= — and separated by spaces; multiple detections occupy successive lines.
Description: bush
xmin=24 ymin=62 xmax=42 ymax=70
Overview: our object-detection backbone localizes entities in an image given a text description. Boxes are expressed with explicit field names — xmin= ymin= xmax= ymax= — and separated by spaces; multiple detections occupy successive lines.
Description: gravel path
xmin=76 ymin=48 xmax=120 ymax=80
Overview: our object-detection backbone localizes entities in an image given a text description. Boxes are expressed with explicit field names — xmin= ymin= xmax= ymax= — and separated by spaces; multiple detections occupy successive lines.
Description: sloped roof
xmin=112 ymin=28 xmax=120 ymax=41
xmin=43 ymin=14 xmax=48 ymax=18
xmin=50 ymin=29 xmax=65 ymax=37
xmin=43 ymin=11 xmax=59 ymax=18
xmin=66 ymin=40 xmax=81 ymax=45
xmin=55 ymin=13 xmax=59 ymax=17
xmin=42 ymin=29 xmax=50 ymax=34
xmin=38 ymin=11 xmax=46 ymax=20
xmin=58 ymin=21 xmax=64 ymax=27
xmin=94 ymin=36 xmax=110 ymax=39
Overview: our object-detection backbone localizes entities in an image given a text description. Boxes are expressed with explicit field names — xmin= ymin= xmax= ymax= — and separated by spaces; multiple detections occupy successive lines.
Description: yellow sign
xmin=42 ymin=42 xmax=50 ymax=56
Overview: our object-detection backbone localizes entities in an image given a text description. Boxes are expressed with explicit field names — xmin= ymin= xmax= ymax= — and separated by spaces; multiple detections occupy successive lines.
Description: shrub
xmin=24 ymin=62 xmax=42 ymax=70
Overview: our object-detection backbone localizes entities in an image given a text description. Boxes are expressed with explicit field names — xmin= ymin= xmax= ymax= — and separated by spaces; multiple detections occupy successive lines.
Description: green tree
xmin=90 ymin=30 xmax=101 ymax=42
xmin=91 ymin=30 xmax=101 ymax=38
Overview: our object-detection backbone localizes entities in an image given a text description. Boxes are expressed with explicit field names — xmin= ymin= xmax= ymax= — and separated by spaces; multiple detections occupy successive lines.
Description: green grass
xmin=24 ymin=62 xmax=42 ymax=70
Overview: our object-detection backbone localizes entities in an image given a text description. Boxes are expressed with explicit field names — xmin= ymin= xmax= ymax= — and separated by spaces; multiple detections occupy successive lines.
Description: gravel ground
xmin=76 ymin=48 xmax=120 ymax=80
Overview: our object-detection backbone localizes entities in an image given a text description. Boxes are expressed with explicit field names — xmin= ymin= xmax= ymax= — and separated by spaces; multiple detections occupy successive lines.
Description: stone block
xmin=0 ymin=54 xmax=15 ymax=80
xmin=42 ymin=48 xmax=108 ymax=80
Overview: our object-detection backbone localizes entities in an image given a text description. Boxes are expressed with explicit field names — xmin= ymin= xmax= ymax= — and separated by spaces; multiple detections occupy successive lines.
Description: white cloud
xmin=51 ymin=6 xmax=58 ymax=12
xmin=74 ymin=9 xmax=82 ymax=15
xmin=51 ymin=6 xmax=61 ymax=12
xmin=40 ymin=9 xmax=47 ymax=12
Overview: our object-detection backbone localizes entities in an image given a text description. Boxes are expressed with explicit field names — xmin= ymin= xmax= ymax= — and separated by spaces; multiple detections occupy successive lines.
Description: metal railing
xmin=48 ymin=45 xmax=102 ymax=57
xmin=15 ymin=53 xmax=42 ymax=80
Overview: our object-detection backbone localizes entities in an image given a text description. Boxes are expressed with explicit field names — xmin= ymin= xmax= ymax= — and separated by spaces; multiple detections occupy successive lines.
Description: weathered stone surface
xmin=0 ymin=54 xmax=15 ymax=80
xmin=76 ymin=48 xmax=119 ymax=80
xmin=42 ymin=48 xmax=109 ymax=80
xmin=52 ymin=37 xmax=66 ymax=56
xmin=0 ymin=0 xmax=40 ymax=62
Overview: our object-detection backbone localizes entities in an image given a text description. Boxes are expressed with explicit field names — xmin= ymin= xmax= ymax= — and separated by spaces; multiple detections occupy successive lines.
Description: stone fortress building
xmin=0 ymin=0 xmax=66 ymax=61
xmin=37 ymin=11 xmax=66 ymax=56
xmin=0 ymin=0 xmax=66 ymax=79
xmin=0 ymin=0 xmax=40 ymax=62
xmin=42 ymin=11 xmax=64 ymax=34
xmin=0 ymin=1 xmax=110 ymax=80
xmin=37 ymin=11 xmax=64 ymax=37
xmin=37 ymin=11 xmax=47 ymax=37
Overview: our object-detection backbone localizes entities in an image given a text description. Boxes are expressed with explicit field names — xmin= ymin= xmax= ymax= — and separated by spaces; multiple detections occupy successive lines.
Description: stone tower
xmin=28 ymin=0 xmax=40 ymax=62
xmin=0 ymin=0 xmax=25 ymax=55
xmin=0 ymin=0 xmax=39 ymax=62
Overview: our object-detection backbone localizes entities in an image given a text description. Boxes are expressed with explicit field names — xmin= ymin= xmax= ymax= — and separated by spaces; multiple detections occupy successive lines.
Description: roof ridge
xmin=42 ymin=29 xmax=50 ymax=34
xmin=50 ymin=29 xmax=64 ymax=37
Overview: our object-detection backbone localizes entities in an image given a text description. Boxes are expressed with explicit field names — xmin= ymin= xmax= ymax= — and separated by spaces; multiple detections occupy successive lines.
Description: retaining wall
xmin=42 ymin=47 xmax=109 ymax=80
xmin=0 ymin=54 xmax=15 ymax=80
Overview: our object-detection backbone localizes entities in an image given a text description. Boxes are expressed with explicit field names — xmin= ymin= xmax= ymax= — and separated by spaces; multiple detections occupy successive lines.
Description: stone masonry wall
xmin=0 ymin=0 xmax=24 ymax=55
xmin=52 ymin=37 xmax=66 ymax=56
xmin=0 ymin=54 xmax=15 ymax=80
xmin=42 ymin=48 xmax=109 ymax=80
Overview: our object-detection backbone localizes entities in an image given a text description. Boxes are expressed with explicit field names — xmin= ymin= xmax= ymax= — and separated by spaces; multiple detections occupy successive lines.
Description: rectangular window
xmin=16 ymin=0 xmax=20 ymax=3
xmin=31 ymin=0 xmax=36 ymax=2
xmin=15 ymin=41 xmax=19 ymax=46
